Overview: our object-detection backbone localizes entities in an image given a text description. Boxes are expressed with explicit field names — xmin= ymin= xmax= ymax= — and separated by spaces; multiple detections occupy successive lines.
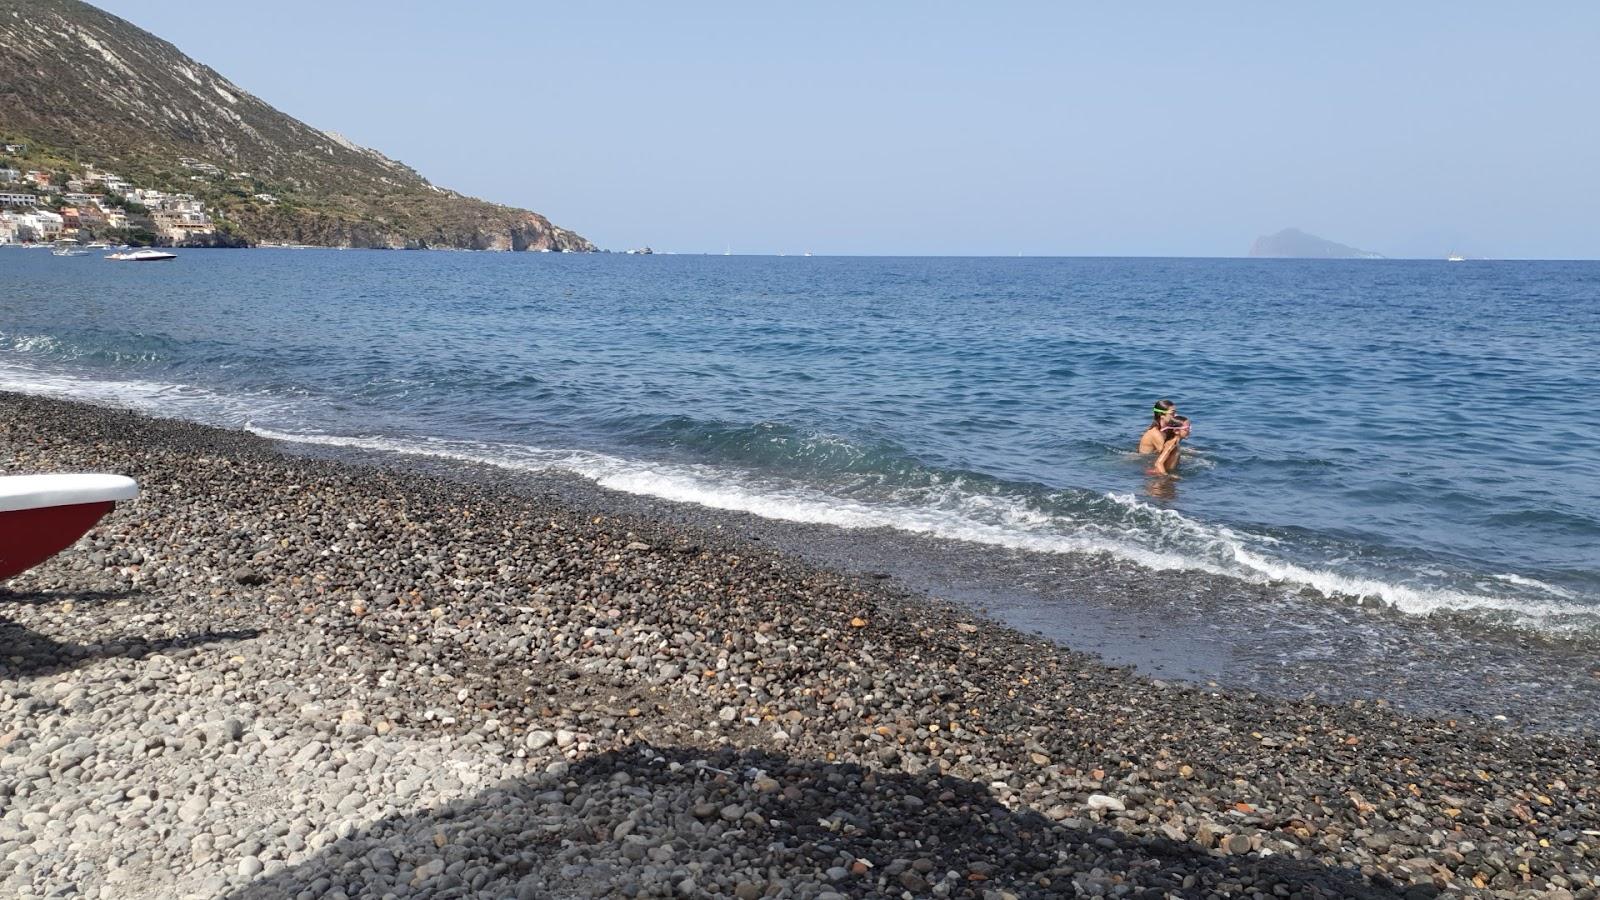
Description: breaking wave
xmin=3 ymin=359 xmax=1594 ymax=634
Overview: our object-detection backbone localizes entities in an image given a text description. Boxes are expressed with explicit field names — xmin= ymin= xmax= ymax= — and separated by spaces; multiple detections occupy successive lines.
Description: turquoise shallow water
xmin=3 ymin=249 xmax=1597 ymax=634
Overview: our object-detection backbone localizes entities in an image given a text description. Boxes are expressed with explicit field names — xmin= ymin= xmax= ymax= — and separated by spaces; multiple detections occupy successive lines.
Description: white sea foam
xmin=1492 ymin=572 xmax=1579 ymax=600
xmin=242 ymin=426 xmax=1593 ymax=629
xmin=1229 ymin=546 xmax=1582 ymax=622
xmin=242 ymin=424 xmax=1221 ymax=574
xmin=4 ymin=332 xmax=168 ymax=364
xmin=6 ymin=334 xmax=67 ymax=356
xmin=4 ymin=365 xmax=1592 ymax=631
xmin=1104 ymin=493 xmax=1592 ymax=625
xmin=0 ymin=361 xmax=293 ymax=424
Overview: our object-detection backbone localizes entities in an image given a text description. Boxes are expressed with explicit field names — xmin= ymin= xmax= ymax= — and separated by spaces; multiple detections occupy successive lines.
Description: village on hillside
xmin=0 ymin=141 xmax=245 ymax=247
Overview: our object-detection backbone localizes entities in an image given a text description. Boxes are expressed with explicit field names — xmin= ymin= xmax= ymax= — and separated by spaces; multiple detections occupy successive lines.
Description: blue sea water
xmin=3 ymin=248 xmax=1598 ymax=636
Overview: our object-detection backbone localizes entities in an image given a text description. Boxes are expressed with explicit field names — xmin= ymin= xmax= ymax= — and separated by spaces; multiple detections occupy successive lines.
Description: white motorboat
xmin=106 ymin=248 xmax=177 ymax=261
xmin=52 ymin=240 xmax=90 ymax=256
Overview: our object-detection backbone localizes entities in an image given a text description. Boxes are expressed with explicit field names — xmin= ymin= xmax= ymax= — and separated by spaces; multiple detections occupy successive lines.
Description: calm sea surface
xmin=3 ymin=249 xmax=1598 ymax=642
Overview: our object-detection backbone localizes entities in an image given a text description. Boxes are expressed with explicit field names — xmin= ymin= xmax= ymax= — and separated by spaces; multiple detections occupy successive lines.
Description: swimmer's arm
xmin=1153 ymin=438 xmax=1180 ymax=475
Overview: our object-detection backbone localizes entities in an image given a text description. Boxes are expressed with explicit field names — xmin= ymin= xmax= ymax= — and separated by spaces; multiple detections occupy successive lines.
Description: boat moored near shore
xmin=105 ymin=248 xmax=177 ymax=261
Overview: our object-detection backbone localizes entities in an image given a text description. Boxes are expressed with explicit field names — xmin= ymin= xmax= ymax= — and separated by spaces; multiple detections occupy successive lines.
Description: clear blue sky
xmin=94 ymin=2 xmax=1599 ymax=257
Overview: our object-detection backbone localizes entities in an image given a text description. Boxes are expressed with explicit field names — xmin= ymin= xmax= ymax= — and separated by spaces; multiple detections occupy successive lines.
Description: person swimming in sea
xmin=1151 ymin=415 xmax=1191 ymax=476
xmin=1138 ymin=400 xmax=1177 ymax=454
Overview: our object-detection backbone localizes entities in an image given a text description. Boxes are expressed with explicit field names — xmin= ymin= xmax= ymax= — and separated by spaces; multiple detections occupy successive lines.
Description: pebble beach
xmin=2 ymin=391 xmax=1597 ymax=899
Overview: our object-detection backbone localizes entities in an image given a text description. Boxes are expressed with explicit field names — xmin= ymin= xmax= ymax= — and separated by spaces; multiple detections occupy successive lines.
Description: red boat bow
xmin=1 ymin=474 xmax=140 ymax=581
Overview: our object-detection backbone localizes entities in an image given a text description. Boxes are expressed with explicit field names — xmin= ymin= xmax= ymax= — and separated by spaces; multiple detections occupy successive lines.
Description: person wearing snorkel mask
xmin=1138 ymin=400 xmax=1178 ymax=454
xmin=1152 ymin=415 xmax=1191 ymax=476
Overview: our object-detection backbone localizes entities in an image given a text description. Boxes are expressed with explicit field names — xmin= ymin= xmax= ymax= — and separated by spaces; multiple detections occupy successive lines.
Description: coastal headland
xmin=0 ymin=0 xmax=594 ymax=252
xmin=2 ymin=391 xmax=1597 ymax=898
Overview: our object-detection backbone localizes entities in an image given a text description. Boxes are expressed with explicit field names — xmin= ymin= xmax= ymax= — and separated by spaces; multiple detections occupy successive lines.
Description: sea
xmin=4 ymin=248 xmax=1598 ymax=728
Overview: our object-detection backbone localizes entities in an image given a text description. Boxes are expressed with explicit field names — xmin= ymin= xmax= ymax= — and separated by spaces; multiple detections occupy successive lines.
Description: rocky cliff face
xmin=228 ymin=203 xmax=592 ymax=252
xmin=0 ymin=0 xmax=594 ymax=251
xmin=232 ymin=208 xmax=588 ymax=253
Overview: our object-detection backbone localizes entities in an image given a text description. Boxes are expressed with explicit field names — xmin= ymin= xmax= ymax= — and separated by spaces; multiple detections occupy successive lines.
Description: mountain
xmin=1248 ymin=228 xmax=1383 ymax=259
xmin=0 ymin=0 xmax=593 ymax=251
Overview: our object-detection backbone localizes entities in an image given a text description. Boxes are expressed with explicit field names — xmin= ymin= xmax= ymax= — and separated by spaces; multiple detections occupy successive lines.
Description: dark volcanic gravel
xmin=2 ymin=391 xmax=1597 ymax=899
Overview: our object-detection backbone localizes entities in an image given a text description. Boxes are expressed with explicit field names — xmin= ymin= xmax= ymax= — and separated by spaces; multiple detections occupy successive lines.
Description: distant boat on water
xmin=1447 ymin=253 xmax=1466 ymax=262
xmin=106 ymin=248 xmax=177 ymax=261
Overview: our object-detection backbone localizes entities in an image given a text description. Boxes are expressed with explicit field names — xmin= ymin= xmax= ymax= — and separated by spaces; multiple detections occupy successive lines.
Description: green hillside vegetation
xmin=0 ymin=0 xmax=592 ymax=250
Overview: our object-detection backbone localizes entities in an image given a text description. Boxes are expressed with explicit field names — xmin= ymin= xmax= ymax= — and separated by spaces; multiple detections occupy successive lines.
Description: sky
xmin=93 ymin=2 xmax=1600 ymax=257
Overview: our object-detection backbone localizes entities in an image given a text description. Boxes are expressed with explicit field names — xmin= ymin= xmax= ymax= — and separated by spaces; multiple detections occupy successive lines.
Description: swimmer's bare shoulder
xmin=1138 ymin=428 xmax=1165 ymax=455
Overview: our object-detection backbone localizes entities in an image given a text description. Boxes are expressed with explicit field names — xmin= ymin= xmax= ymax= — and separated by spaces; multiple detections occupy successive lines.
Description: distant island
xmin=0 ymin=0 xmax=592 ymax=251
xmin=1249 ymin=228 xmax=1383 ymax=259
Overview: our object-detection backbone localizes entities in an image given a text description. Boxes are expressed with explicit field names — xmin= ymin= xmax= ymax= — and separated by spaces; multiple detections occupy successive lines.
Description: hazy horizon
xmin=90 ymin=2 xmax=1600 ymax=258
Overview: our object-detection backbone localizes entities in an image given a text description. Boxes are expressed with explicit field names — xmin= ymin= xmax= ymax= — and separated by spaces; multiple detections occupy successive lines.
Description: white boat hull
xmin=106 ymin=249 xmax=177 ymax=261
xmin=0 ymin=474 xmax=140 ymax=580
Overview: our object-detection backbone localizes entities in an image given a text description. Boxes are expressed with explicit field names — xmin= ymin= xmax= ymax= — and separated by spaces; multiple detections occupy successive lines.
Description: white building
xmin=0 ymin=191 xmax=40 ymax=206
xmin=178 ymin=157 xmax=223 ymax=176
xmin=84 ymin=169 xmax=130 ymax=193
xmin=154 ymin=194 xmax=205 ymax=214
xmin=21 ymin=210 xmax=63 ymax=239
xmin=154 ymin=209 xmax=214 ymax=241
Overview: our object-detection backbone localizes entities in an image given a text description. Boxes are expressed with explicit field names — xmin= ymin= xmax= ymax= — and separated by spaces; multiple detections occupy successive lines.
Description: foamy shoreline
xmin=6 ymin=351 xmax=1589 ymax=638
xmin=2 ymin=392 xmax=1598 ymax=898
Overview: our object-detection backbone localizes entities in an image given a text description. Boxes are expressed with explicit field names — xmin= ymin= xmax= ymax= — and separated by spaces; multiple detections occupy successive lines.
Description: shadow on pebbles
xmin=222 ymin=745 xmax=1400 ymax=900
